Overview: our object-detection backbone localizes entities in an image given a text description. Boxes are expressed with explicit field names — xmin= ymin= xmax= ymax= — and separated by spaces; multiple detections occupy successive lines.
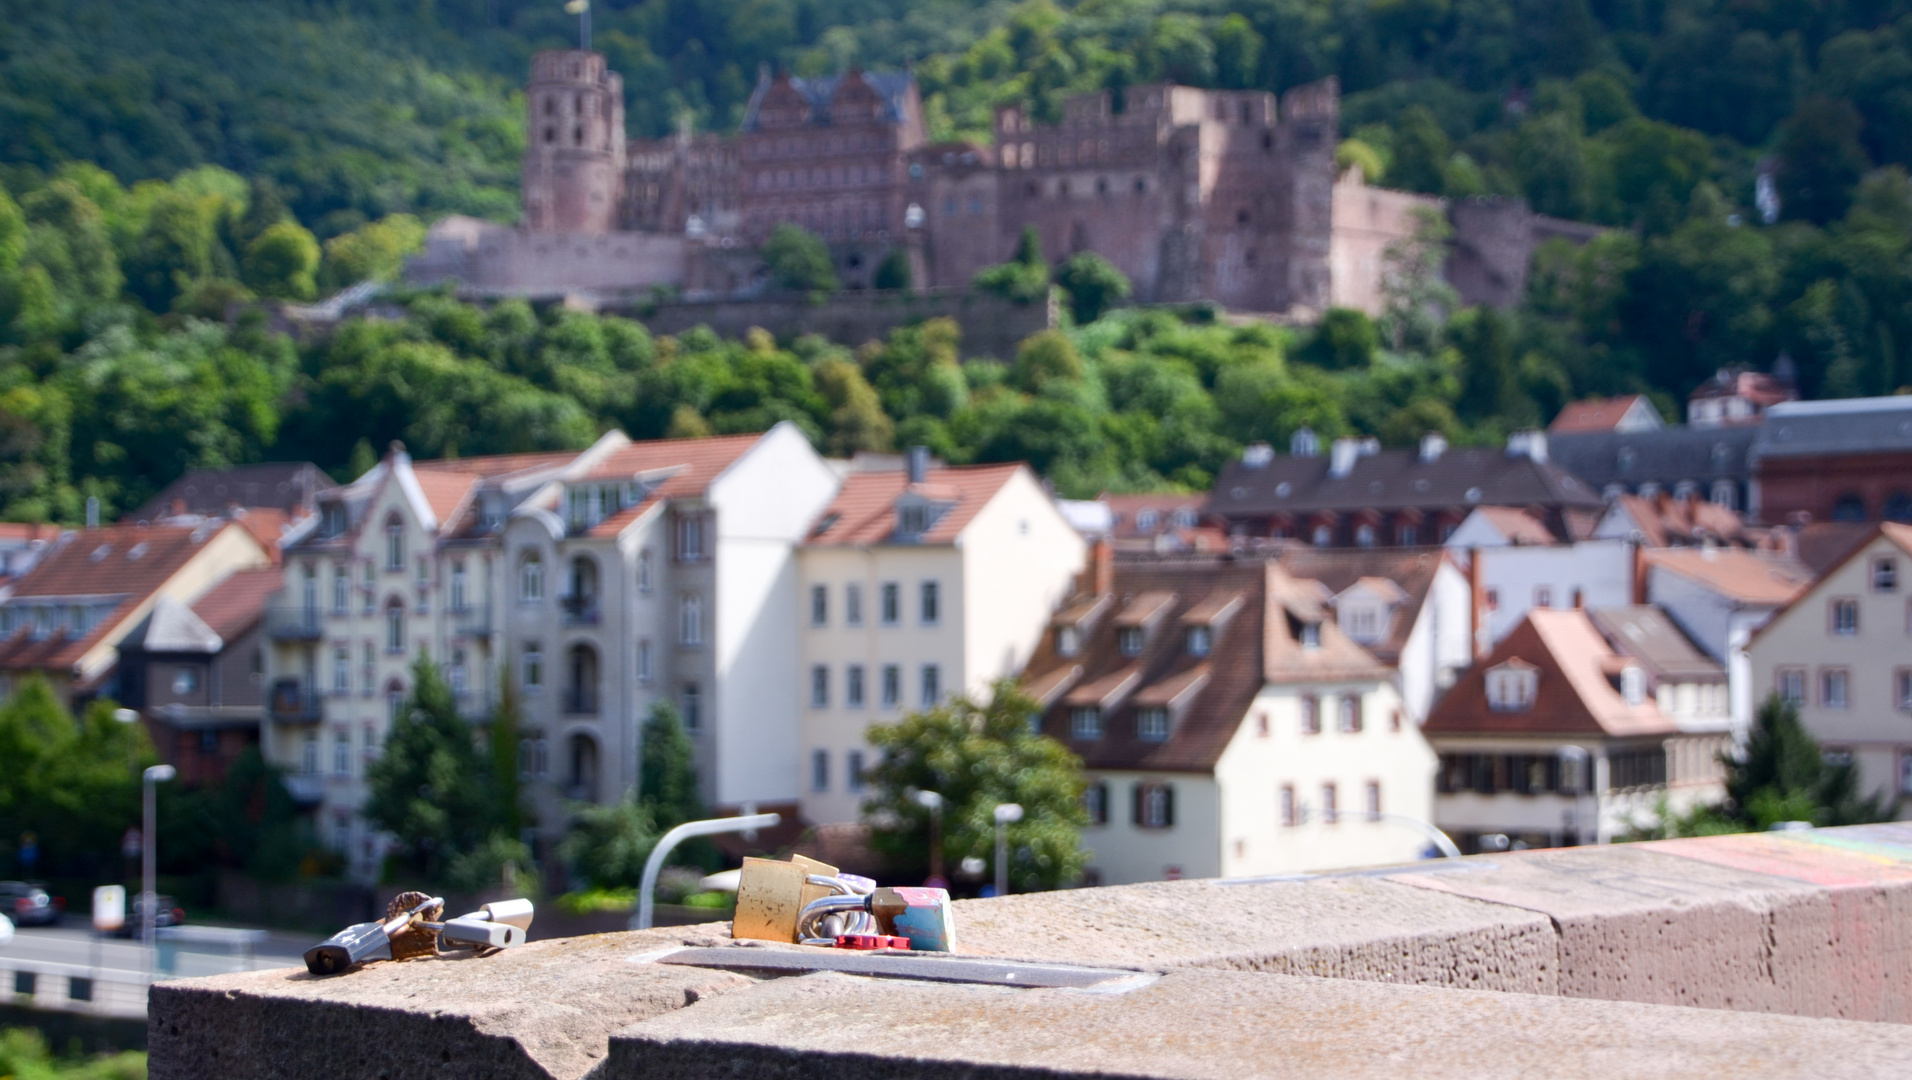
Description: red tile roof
xmin=581 ymin=433 xmax=769 ymax=537
xmin=1424 ymin=609 xmax=1680 ymax=738
xmin=1610 ymin=493 xmax=1748 ymax=548
xmin=1469 ymin=506 xmax=1559 ymax=545
xmin=806 ymin=464 xmax=1025 ymax=547
xmin=0 ymin=523 xmax=62 ymax=543
xmin=191 ymin=567 xmax=285 ymax=642
xmin=1100 ymin=492 xmax=1207 ymax=540
xmin=1643 ymin=548 xmax=1813 ymax=606
xmin=409 ymin=450 xmax=584 ymax=533
xmin=1548 ymin=395 xmax=1651 ymax=433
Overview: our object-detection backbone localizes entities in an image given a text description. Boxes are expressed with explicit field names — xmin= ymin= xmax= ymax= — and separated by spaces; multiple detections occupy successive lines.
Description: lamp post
xmin=992 ymin=803 xmax=1023 ymax=897
xmin=912 ymin=790 xmax=945 ymax=887
xmin=631 ymin=812 xmax=781 ymax=930
xmin=141 ymin=764 xmax=176 ymax=979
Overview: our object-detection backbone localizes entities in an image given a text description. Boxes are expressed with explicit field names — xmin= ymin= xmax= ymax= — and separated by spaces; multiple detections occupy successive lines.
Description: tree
xmin=363 ymin=656 xmax=520 ymax=885
xmin=0 ymin=677 xmax=153 ymax=879
xmin=972 ymin=227 xmax=1050 ymax=304
xmin=639 ymin=700 xmax=702 ymax=830
xmin=863 ymin=681 xmax=1088 ymax=891
xmin=1011 ymin=330 xmax=1083 ymax=391
xmin=1054 ymin=253 xmax=1131 ymax=324
xmin=320 ymin=214 xmax=426 ymax=290
xmin=1451 ymin=307 xmax=1526 ymax=425
xmin=762 ymin=224 xmax=838 ymax=293
xmin=1775 ymin=97 xmax=1872 ymax=226
xmin=242 ymin=221 xmax=322 ymax=300
xmin=874 ymin=247 xmax=912 ymax=291
xmin=1298 ymin=308 xmax=1378 ymax=370
xmin=1378 ymin=207 xmax=1458 ymax=353
xmin=558 ymin=795 xmax=659 ymax=889
xmin=1212 ymin=14 xmax=1263 ymax=90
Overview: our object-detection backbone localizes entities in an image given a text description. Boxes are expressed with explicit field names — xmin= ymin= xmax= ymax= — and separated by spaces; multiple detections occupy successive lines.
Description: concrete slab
xmin=951 ymin=869 xmax=1560 ymax=994
xmin=608 ymin=966 xmax=1912 ymax=1079
xmin=146 ymin=925 xmax=746 ymax=1080
xmin=1387 ymin=844 xmax=1884 ymax=1018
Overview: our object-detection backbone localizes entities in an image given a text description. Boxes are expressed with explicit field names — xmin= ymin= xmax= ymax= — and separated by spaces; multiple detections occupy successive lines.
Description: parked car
xmin=0 ymin=882 xmax=64 ymax=927
xmin=114 ymin=894 xmax=186 ymax=938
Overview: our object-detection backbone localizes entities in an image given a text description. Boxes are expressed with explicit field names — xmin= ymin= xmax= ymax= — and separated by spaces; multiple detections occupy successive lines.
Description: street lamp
xmin=142 ymin=764 xmax=176 ymax=977
xmin=992 ymin=803 xmax=1023 ymax=897
xmin=911 ymin=790 xmax=945 ymax=887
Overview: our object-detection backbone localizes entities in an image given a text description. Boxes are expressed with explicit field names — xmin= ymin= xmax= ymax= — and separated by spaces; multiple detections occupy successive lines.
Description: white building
xmin=1447 ymin=506 xmax=1633 ymax=647
xmin=1019 ymin=554 xmax=1439 ymax=885
xmin=797 ymin=453 xmax=1085 ymax=825
xmin=1746 ymin=524 xmax=1912 ymax=807
xmin=1641 ymin=547 xmax=1813 ymax=734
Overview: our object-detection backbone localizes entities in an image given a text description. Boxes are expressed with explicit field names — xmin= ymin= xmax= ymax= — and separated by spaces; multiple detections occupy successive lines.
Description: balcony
xmin=562 ymin=689 xmax=600 ymax=717
xmin=265 ymin=604 xmax=324 ymax=641
xmin=451 ymin=602 xmax=492 ymax=636
xmin=281 ymin=773 xmax=325 ymax=807
xmin=559 ymin=593 xmax=600 ymax=626
xmin=267 ymin=679 xmax=323 ymax=723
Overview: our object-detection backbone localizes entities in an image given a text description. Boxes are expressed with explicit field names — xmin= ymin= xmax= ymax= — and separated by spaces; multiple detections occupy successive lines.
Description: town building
xmin=1592 ymin=492 xmax=1753 ymax=549
xmin=1424 ymin=608 xmax=1727 ymax=852
xmin=1639 ymin=546 xmax=1813 ymax=733
xmin=411 ymin=51 xmax=1598 ymax=323
xmin=1444 ymin=507 xmax=1633 ymax=651
xmin=117 ymin=568 xmax=283 ymax=785
xmin=1752 ymin=395 xmax=1912 ymax=525
xmin=1019 ymin=553 xmax=1438 ymax=884
xmin=1686 ymin=367 xmax=1795 ymax=427
xmin=0 ymin=522 xmax=62 ymax=584
xmin=1207 ymin=430 xmax=1603 ymax=549
xmin=1745 ymin=523 xmax=1912 ymax=808
xmin=1547 ymin=394 xmax=1664 ymax=435
xmin=0 ymin=522 xmax=273 ymax=709
xmin=797 ymin=453 xmax=1085 ymax=825
xmin=128 ymin=462 xmax=334 ymax=526
xmin=1547 ymin=422 xmax=1760 ymax=512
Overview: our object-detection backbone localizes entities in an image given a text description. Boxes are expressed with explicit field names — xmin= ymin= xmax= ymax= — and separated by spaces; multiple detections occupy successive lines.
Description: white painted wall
xmin=1647 ymin=564 xmax=1782 ymax=737
xmin=1474 ymin=540 xmax=1633 ymax=643
xmin=1080 ymin=772 xmax=1223 ymax=884
xmin=1397 ymin=561 xmax=1472 ymax=725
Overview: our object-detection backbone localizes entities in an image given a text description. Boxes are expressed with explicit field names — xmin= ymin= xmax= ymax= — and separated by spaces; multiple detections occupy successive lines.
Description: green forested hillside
xmin=0 ymin=0 xmax=1910 ymax=521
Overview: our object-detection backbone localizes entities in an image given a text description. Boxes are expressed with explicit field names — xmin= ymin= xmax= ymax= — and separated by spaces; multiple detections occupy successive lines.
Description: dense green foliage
xmin=863 ymin=680 xmax=1088 ymax=891
xmin=160 ymin=747 xmax=328 ymax=881
xmin=1627 ymin=695 xmax=1899 ymax=839
xmin=559 ymin=701 xmax=709 ymax=888
xmin=0 ymin=677 xmax=153 ymax=880
xmin=0 ymin=1028 xmax=143 ymax=1080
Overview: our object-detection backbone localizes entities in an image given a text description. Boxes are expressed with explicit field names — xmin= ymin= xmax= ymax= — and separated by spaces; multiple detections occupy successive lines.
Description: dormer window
xmin=1299 ymin=621 xmax=1321 ymax=648
xmin=1136 ymin=509 xmax=1158 ymax=532
xmin=479 ymin=494 xmax=504 ymax=531
xmin=1118 ymin=627 xmax=1145 ymax=656
xmin=322 ymin=502 xmax=347 ymax=537
xmin=1137 ymin=707 xmax=1170 ymax=742
xmin=1486 ymin=663 xmax=1538 ymax=711
xmin=1621 ymin=665 xmax=1645 ymax=707
xmin=1057 ymin=625 xmax=1081 ymax=657
xmin=1186 ymin=626 xmax=1212 ymax=657
xmin=897 ymin=502 xmax=931 ymax=539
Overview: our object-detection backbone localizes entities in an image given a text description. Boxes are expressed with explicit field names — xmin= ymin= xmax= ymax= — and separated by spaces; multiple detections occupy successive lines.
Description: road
xmin=1 ymin=921 xmax=308 ymax=979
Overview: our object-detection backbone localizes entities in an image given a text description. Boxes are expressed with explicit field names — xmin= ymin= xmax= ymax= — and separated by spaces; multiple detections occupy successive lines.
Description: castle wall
xmin=634 ymin=289 xmax=1052 ymax=360
xmin=522 ymin=51 xmax=626 ymax=233
xmin=1329 ymin=171 xmax=1445 ymax=315
xmin=410 ymin=220 xmax=685 ymax=294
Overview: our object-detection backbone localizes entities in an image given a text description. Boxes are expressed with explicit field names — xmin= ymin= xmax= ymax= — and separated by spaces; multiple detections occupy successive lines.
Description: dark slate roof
xmin=1548 ymin=426 xmax=1757 ymax=490
xmin=129 ymin=463 xmax=334 ymax=522
xmin=1205 ymin=446 xmax=1601 ymax=518
xmin=741 ymin=71 xmax=915 ymax=131
xmin=1753 ymin=396 xmax=1912 ymax=459
xmin=1586 ymin=606 xmax=1722 ymax=682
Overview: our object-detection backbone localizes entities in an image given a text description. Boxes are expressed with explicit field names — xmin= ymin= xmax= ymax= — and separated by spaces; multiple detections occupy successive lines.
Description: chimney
xmin=1329 ymin=437 xmax=1361 ymax=478
xmin=1088 ymin=537 xmax=1114 ymax=597
xmin=907 ymin=445 xmax=929 ymax=485
xmin=1467 ymin=547 xmax=1487 ymax=660
xmin=1290 ymin=427 xmax=1319 ymax=457
xmin=1506 ymin=429 xmax=1549 ymax=463
xmin=85 ymin=497 xmax=98 ymax=530
xmin=1419 ymin=432 xmax=1447 ymax=463
xmin=1242 ymin=442 xmax=1274 ymax=468
xmin=1630 ymin=540 xmax=1648 ymax=605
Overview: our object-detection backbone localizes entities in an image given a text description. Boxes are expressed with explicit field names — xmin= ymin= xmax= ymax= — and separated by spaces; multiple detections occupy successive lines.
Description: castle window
xmin=573 ymin=125 xmax=583 ymax=145
xmin=545 ymin=127 xmax=556 ymax=145
xmin=1134 ymin=177 xmax=1147 ymax=194
xmin=1261 ymin=131 xmax=1273 ymax=151
xmin=1237 ymin=208 xmax=1250 ymax=225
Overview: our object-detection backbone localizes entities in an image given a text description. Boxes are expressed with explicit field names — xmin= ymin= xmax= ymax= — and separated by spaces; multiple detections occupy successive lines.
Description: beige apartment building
xmin=797 ymin=454 xmax=1085 ymax=825
xmin=1747 ymin=523 xmax=1912 ymax=806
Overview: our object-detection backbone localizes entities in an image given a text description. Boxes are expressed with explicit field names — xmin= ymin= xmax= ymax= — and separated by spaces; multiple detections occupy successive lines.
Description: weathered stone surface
xmin=1388 ymin=844 xmax=1903 ymax=1019
xmin=146 ymin=925 xmax=741 ymax=1080
xmin=952 ymin=867 xmax=1560 ymax=994
xmin=608 ymin=966 xmax=1912 ymax=1079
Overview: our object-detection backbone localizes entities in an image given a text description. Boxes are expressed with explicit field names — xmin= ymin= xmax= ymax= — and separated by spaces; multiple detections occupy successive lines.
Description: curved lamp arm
xmin=631 ymin=814 xmax=781 ymax=930
xmin=1366 ymin=812 xmax=1464 ymax=859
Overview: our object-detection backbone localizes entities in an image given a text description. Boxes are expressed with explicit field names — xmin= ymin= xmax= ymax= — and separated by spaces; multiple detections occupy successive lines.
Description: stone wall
xmin=150 ymin=824 xmax=1912 ymax=1079
xmin=633 ymin=289 xmax=1054 ymax=359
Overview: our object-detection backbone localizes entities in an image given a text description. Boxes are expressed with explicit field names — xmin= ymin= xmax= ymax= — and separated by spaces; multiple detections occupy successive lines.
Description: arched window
xmin=384 ymin=514 xmax=405 ymax=570
xmin=566 ymin=643 xmax=599 ymax=715
xmin=384 ymin=598 xmax=405 ymax=653
xmin=520 ymin=551 xmax=545 ymax=602
xmin=1886 ymin=492 xmax=1912 ymax=524
xmin=567 ymin=732 xmax=600 ymax=802
xmin=1833 ymin=494 xmax=1868 ymax=522
xmin=637 ymin=549 xmax=654 ymax=593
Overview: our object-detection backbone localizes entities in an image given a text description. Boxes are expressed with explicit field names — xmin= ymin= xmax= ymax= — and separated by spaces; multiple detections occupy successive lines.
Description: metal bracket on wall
xmin=640 ymin=945 xmax=1159 ymax=993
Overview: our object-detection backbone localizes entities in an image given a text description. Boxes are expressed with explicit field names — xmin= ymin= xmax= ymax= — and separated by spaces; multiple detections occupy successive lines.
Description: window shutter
xmin=1163 ymin=784 xmax=1175 ymax=828
xmin=1131 ymin=782 xmax=1143 ymax=826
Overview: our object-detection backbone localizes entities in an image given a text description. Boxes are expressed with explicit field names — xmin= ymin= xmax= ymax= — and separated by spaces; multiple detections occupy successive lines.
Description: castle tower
xmin=522 ymin=50 xmax=626 ymax=233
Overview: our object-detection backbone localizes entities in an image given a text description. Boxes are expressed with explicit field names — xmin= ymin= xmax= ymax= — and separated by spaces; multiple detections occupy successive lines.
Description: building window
xmin=810 ymin=584 xmax=828 ymax=626
xmin=333 ymin=647 xmax=350 ymax=695
xmin=1534 ymin=587 xmax=1553 ymax=609
xmin=811 ymin=665 xmax=830 ymax=708
xmin=1187 ymin=626 xmax=1212 ymax=657
xmin=1777 ymin=668 xmax=1805 ymax=706
xmin=846 ymin=664 xmax=865 ymax=708
xmin=1823 ymin=668 xmax=1850 ymax=709
xmin=301 ymin=733 xmax=319 ymax=774
xmin=300 ymin=563 xmax=318 ymax=610
xmin=882 ymin=665 xmax=901 ymax=708
xmin=677 ymin=513 xmax=707 ymax=561
xmin=332 ymin=565 xmax=349 ymax=613
xmin=1484 ymin=588 xmax=1499 ymax=611
xmin=361 ymin=642 xmax=374 ymax=696
xmin=637 ymin=549 xmax=654 ymax=593
xmin=1299 ymin=621 xmax=1321 ymax=648
xmin=1832 ymin=598 xmax=1859 ymax=635
xmin=880 ymin=583 xmax=900 ymax=625
xmin=1397 ymin=524 xmax=1418 ymax=546
xmin=1300 ymin=695 xmax=1321 ymax=734
xmin=681 ymin=682 xmax=701 ymax=730
xmin=920 ymin=664 xmax=940 ymax=707
xmin=1135 ymin=782 xmax=1174 ymax=829
xmin=1137 ymin=707 xmax=1170 ymax=742
xmin=1321 ymin=782 xmax=1338 ymax=824
xmin=1901 ymin=753 xmax=1912 ymax=796
xmin=1622 ymin=665 xmax=1645 ymax=706
xmin=1118 ymin=627 xmax=1144 ymax=656
xmin=384 ymin=600 xmax=405 ymax=652
xmin=1365 ymin=781 xmax=1382 ymax=819
xmin=1058 ymin=625 xmax=1081 ymax=656
xmin=847 ymin=750 xmax=866 ymax=792
xmin=679 ymin=593 xmax=703 ymax=645
xmin=811 ymin=749 xmax=829 ymax=792
xmin=1312 ymin=525 xmax=1332 ymax=547
xmin=1875 ymin=559 xmax=1899 ymax=593
xmin=1486 ymin=666 xmax=1538 ymax=711
xmin=1279 ymin=785 xmax=1296 ymax=827
xmin=385 ymin=514 xmax=404 ymax=570
xmin=920 ymin=581 xmax=940 ymax=625
xmin=1084 ymin=781 xmax=1109 ymax=825
xmin=1355 ymin=524 xmax=1376 ymax=548
xmin=1338 ymin=695 xmax=1363 ymax=733
xmin=362 ymin=562 xmax=376 ymax=613
xmin=1898 ymin=669 xmax=1912 ymax=712
xmin=845 ymin=583 xmax=862 ymax=626
xmin=520 ymin=552 xmax=544 ymax=602
xmin=1071 ymin=706 xmax=1103 ymax=739
xmin=637 ymin=640 xmax=652 ymax=684
xmin=450 ymin=561 xmax=468 ymax=612
xmin=416 ymin=556 xmax=430 ymax=587
xmin=523 ymin=643 xmax=543 ymax=689
xmin=449 ymin=649 xmax=468 ymax=696
xmin=1348 ymin=608 xmax=1377 ymax=640
xmin=172 ymin=667 xmax=200 ymax=695
xmin=333 ymin=730 xmax=352 ymax=776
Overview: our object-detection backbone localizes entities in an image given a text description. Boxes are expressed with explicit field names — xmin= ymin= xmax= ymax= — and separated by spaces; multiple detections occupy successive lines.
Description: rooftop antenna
xmin=564 ymin=0 xmax=590 ymax=51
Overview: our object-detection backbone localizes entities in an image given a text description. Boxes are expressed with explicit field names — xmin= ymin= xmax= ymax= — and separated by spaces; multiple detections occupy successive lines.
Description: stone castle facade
xmin=411 ymin=49 xmax=1592 ymax=320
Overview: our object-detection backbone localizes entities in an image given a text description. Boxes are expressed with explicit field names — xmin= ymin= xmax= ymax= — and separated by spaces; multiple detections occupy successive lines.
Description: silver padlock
xmin=304 ymin=895 xmax=442 ymax=975
xmin=433 ymin=898 xmax=534 ymax=952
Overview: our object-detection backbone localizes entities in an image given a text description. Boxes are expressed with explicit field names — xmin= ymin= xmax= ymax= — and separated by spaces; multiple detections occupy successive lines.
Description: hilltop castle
xmin=410 ymin=50 xmax=1595 ymax=319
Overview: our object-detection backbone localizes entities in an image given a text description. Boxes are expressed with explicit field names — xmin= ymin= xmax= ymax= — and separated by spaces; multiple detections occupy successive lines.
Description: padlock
xmin=439 ymin=916 xmax=525 ymax=950
xmin=869 ymin=886 xmax=955 ymax=952
xmin=477 ymin=898 xmax=535 ymax=932
xmin=304 ymin=895 xmax=442 ymax=975
xmin=734 ymin=855 xmax=840 ymax=943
